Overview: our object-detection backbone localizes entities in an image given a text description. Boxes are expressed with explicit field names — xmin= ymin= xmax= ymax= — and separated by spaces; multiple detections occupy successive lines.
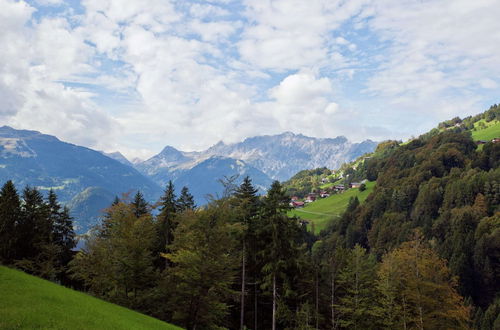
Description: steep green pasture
xmin=471 ymin=119 xmax=500 ymax=141
xmin=289 ymin=181 xmax=375 ymax=233
xmin=0 ymin=266 xmax=180 ymax=330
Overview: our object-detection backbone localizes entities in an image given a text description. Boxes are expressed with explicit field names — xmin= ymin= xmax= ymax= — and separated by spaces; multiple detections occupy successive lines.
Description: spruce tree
xmin=53 ymin=205 xmax=76 ymax=280
xmin=19 ymin=186 xmax=49 ymax=262
xmin=177 ymin=186 xmax=195 ymax=212
xmin=258 ymin=181 xmax=301 ymax=330
xmin=131 ymin=191 xmax=149 ymax=218
xmin=100 ymin=196 xmax=121 ymax=238
xmin=335 ymin=244 xmax=379 ymax=329
xmin=158 ymin=181 xmax=178 ymax=251
xmin=0 ymin=180 xmax=22 ymax=263
xmin=233 ymin=176 xmax=259 ymax=330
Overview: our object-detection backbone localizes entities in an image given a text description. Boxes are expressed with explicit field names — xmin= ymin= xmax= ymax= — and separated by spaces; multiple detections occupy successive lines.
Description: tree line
xmin=0 ymin=181 xmax=75 ymax=283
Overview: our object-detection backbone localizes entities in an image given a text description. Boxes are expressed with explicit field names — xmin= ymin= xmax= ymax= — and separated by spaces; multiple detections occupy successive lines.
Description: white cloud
xmin=238 ymin=0 xmax=369 ymax=71
xmin=1 ymin=0 xmax=500 ymax=160
xmin=364 ymin=0 xmax=500 ymax=121
xmin=0 ymin=0 xmax=118 ymax=150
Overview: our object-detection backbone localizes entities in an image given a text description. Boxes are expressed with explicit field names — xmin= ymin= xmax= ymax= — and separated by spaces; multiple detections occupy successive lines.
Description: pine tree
xmin=19 ymin=186 xmax=49 ymax=262
xmin=131 ymin=191 xmax=149 ymax=218
xmin=177 ymin=186 xmax=195 ymax=212
xmin=258 ymin=181 xmax=302 ymax=330
xmin=233 ymin=176 xmax=259 ymax=330
xmin=335 ymin=244 xmax=379 ymax=329
xmin=157 ymin=181 xmax=178 ymax=269
xmin=100 ymin=196 xmax=121 ymax=238
xmin=0 ymin=180 xmax=22 ymax=263
xmin=53 ymin=205 xmax=76 ymax=281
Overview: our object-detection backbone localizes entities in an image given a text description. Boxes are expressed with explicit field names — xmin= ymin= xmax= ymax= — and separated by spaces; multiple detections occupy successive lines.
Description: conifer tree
xmin=157 ymin=181 xmax=178 ymax=265
xmin=177 ymin=186 xmax=195 ymax=212
xmin=335 ymin=244 xmax=379 ymax=329
xmin=131 ymin=190 xmax=149 ymax=218
xmin=19 ymin=186 xmax=49 ymax=262
xmin=100 ymin=196 xmax=120 ymax=238
xmin=258 ymin=181 xmax=301 ymax=330
xmin=0 ymin=180 xmax=22 ymax=263
xmin=233 ymin=176 xmax=259 ymax=330
xmin=53 ymin=205 xmax=76 ymax=280
xmin=45 ymin=189 xmax=76 ymax=280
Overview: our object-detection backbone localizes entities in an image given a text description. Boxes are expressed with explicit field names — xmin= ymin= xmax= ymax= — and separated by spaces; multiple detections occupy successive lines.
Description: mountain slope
xmin=137 ymin=132 xmax=377 ymax=189
xmin=0 ymin=126 xmax=162 ymax=232
xmin=174 ymin=156 xmax=273 ymax=205
xmin=0 ymin=266 xmax=179 ymax=329
xmin=203 ymin=132 xmax=377 ymax=180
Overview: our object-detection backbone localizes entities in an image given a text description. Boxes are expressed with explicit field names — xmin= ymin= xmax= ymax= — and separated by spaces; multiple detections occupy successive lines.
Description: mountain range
xmin=135 ymin=132 xmax=376 ymax=183
xmin=0 ymin=126 xmax=377 ymax=232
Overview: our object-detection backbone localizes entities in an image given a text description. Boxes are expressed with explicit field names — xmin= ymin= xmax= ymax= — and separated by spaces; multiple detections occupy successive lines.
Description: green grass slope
xmin=0 ymin=266 xmax=180 ymax=330
xmin=289 ymin=181 xmax=375 ymax=233
xmin=471 ymin=119 xmax=500 ymax=141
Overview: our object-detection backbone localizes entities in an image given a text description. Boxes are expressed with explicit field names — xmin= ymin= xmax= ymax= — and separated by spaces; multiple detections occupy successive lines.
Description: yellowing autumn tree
xmin=377 ymin=233 xmax=471 ymax=329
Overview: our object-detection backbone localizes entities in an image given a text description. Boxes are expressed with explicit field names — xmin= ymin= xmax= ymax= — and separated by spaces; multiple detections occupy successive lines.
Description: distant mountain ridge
xmin=136 ymin=132 xmax=377 ymax=185
xmin=0 ymin=126 xmax=162 ymax=233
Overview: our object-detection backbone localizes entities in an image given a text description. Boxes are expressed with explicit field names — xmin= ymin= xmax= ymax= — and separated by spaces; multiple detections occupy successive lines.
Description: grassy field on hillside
xmin=0 ymin=266 xmax=180 ymax=330
xmin=471 ymin=119 xmax=500 ymax=141
xmin=289 ymin=181 xmax=375 ymax=233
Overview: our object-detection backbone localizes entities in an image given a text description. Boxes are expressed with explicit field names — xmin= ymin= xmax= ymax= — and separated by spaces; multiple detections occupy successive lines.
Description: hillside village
xmin=289 ymin=180 xmax=367 ymax=208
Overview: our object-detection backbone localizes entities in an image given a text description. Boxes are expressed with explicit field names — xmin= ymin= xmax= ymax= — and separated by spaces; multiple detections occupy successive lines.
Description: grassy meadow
xmin=0 ymin=266 xmax=180 ymax=330
xmin=289 ymin=181 xmax=375 ymax=233
xmin=471 ymin=119 xmax=500 ymax=141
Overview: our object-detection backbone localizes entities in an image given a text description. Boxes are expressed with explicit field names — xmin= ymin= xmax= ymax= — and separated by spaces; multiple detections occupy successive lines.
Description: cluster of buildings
xmin=476 ymin=137 xmax=500 ymax=145
xmin=289 ymin=181 xmax=364 ymax=208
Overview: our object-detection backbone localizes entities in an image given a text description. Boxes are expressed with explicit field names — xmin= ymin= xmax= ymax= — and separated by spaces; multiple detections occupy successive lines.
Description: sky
xmin=1 ymin=0 xmax=500 ymax=160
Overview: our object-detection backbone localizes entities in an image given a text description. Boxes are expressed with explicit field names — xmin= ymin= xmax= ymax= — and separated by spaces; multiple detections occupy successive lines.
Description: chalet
xmin=304 ymin=195 xmax=316 ymax=203
xmin=333 ymin=184 xmax=345 ymax=192
xmin=476 ymin=140 xmax=488 ymax=145
xmin=290 ymin=201 xmax=305 ymax=208
xmin=290 ymin=196 xmax=299 ymax=201
xmin=321 ymin=177 xmax=328 ymax=183
xmin=351 ymin=182 xmax=362 ymax=189
xmin=492 ymin=138 xmax=500 ymax=143
xmin=320 ymin=191 xmax=330 ymax=198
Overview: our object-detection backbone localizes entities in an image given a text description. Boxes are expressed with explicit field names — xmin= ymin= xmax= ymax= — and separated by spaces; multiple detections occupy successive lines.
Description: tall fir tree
xmin=19 ymin=186 xmax=49 ymax=262
xmin=0 ymin=180 xmax=22 ymax=263
xmin=233 ymin=176 xmax=259 ymax=330
xmin=157 ymin=181 xmax=178 ymax=268
xmin=335 ymin=244 xmax=379 ymax=330
xmin=177 ymin=186 xmax=195 ymax=212
xmin=131 ymin=191 xmax=149 ymax=218
xmin=258 ymin=181 xmax=302 ymax=330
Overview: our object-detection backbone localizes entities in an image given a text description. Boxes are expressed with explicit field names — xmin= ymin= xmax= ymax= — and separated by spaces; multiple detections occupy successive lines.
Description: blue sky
xmin=1 ymin=0 xmax=500 ymax=159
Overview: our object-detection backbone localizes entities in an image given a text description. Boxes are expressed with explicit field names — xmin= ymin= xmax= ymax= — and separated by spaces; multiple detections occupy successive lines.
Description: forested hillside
xmin=0 ymin=105 xmax=498 ymax=329
xmin=318 ymin=104 xmax=500 ymax=328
